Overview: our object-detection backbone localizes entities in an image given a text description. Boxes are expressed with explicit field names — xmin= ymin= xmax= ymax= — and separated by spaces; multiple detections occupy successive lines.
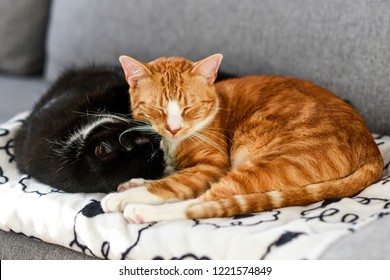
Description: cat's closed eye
xmin=140 ymin=105 xmax=165 ymax=119
xmin=182 ymin=107 xmax=197 ymax=118
xmin=183 ymin=104 xmax=210 ymax=119
xmin=154 ymin=107 xmax=166 ymax=116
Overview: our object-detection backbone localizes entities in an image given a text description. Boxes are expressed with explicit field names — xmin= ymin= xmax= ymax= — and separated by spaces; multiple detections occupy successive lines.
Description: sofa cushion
xmin=0 ymin=0 xmax=51 ymax=75
xmin=45 ymin=0 xmax=390 ymax=134
xmin=0 ymin=230 xmax=97 ymax=260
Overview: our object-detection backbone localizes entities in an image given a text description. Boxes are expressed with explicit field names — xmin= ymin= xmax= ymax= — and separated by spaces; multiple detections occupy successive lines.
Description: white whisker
xmin=72 ymin=110 xmax=142 ymax=125
xmin=200 ymin=129 xmax=232 ymax=146
xmin=191 ymin=132 xmax=227 ymax=156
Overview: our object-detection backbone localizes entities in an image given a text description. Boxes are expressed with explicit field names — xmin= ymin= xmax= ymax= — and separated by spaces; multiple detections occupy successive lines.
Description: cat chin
xmin=162 ymin=134 xmax=186 ymax=143
xmin=155 ymin=127 xmax=187 ymax=142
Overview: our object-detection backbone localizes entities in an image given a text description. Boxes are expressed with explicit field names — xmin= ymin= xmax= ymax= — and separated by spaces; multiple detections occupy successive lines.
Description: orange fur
xmin=119 ymin=54 xmax=383 ymax=220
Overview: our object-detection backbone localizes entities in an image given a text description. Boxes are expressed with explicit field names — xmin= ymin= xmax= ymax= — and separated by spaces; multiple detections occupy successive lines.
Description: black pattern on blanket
xmin=1 ymin=113 xmax=390 ymax=260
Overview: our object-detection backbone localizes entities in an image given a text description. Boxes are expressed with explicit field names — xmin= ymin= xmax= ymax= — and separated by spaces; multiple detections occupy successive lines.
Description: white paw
xmin=101 ymin=186 xmax=165 ymax=213
xmin=122 ymin=199 xmax=200 ymax=223
xmin=101 ymin=192 xmax=127 ymax=212
xmin=123 ymin=204 xmax=159 ymax=223
xmin=117 ymin=178 xmax=153 ymax=192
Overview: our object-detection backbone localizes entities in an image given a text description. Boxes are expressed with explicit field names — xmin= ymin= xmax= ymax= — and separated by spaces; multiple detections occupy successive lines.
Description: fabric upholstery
xmin=321 ymin=214 xmax=390 ymax=259
xmin=0 ymin=230 xmax=97 ymax=260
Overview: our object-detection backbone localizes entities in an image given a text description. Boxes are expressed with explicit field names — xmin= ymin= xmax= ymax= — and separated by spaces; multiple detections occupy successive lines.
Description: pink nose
xmin=168 ymin=127 xmax=181 ymax=135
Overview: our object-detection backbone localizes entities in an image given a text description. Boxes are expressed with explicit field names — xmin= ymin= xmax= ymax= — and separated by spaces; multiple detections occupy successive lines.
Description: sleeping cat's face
xmin=119 ymin=54 xmax=223 ymax=142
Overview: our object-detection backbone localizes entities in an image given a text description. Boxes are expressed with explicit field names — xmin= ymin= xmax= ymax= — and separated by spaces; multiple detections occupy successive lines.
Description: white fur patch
xmin=161 ymin=138 xmax=179 ymax=167
xmin=53 ymin=117 xmax=118 ymax=159
xmin=231 ymin=146 xmax=250 ymax=169
xmin=123 ymin=199 xmax=200 ymax=223
xmin=234 ymin=195 xmax=248 ymax=209
xmin=66 ymin=117 xmax=116 ymax=148
xmin=267 ymin=191 xmax=283 ymax=208
xmin=101 ymin=186 xmax=165 ymax=212
xmin=167 ymin=100 xmax=182 ymax=132
xmin=306 ymin=184 xmax=320 ymax=199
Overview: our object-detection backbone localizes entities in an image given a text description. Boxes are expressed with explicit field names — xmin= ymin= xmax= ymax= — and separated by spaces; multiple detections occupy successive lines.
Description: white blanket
xmin=1 ymin=112 xmax=390 ymax=260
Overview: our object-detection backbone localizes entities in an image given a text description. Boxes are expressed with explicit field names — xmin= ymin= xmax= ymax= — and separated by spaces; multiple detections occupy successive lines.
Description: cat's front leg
xmin=102 ymin=163 xmax=224 ymax=213
xmin=117 ymin=178 xmax=153 ymax=192
xmin=102 ymin=178 xmax=160 ymax=212
xmin=101 ymin=185 xmax=165 ymax=213
xmin=122 ymin=199 xmax=200 ymax=223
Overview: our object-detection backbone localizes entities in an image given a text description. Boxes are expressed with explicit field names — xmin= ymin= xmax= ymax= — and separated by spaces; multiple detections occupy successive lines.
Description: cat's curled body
xmin=102 ymin=54 xmax=383 ymax=223
xmin=14 ymin=66 xmax=165 ymax=193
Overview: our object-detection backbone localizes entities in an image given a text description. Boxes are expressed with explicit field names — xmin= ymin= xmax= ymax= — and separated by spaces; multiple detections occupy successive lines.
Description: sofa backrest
xmin=0 ymin=0 xmax=51 ymax=75
xmin=45 ymin=0 xmax=390 ymax=134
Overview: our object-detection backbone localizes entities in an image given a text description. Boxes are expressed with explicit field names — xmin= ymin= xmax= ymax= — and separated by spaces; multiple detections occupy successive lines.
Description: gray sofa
xmin=1 ymin=0 xmax=389 ymax=259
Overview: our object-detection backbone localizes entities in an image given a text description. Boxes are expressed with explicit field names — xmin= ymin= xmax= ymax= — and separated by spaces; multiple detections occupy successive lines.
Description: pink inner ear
xmin=191 ymin=54 xmax=223 ymax=84
xmin=119 ymin=56 xmax=151 ymax=87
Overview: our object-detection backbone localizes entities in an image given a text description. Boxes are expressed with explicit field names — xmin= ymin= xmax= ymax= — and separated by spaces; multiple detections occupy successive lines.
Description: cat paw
xmin=123 ymin=204 xmax=175 ymax=223
xmin=123 ymin=204 xmax=155 ymax=223
xmin=117 ymin=178 xmax=152 ymax=192
xmin=101 ymin=192 xmax=126 ymax=212
xmin=123 ymin=200 xmax=198 ymax=223
xmin=101 ymin=186 xmax=165 ymax=213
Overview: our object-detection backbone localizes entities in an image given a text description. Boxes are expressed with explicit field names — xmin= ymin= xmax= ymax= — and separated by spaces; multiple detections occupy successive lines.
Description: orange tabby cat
xmin=101 ymin=54 xmax=383 ymax=223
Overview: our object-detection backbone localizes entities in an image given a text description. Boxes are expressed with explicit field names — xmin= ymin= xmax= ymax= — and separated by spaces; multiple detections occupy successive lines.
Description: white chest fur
xmin=161 ymin=138 xmax=178 ymax=175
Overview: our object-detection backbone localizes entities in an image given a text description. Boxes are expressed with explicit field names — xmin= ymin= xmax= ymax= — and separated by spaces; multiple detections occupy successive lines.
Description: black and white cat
xmin=14 ymin=66 xmax=166 ymax=193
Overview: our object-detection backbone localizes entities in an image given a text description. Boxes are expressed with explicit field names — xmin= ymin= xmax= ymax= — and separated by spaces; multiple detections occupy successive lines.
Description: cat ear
xmin=191 ymin=54 xmax=223 ymax=84
xmin=119 ymin=55 xmax=152 ymax=87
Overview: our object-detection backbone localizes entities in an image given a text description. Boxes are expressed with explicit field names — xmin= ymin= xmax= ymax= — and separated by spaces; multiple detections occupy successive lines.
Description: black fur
xmin=14 ymin=66 xmax=165 ymax=193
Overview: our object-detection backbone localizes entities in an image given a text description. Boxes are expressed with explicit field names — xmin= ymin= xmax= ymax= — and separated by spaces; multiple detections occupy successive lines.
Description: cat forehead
xmin=148 ymin=57 xmax=194 ymax=73
xmin=140 ymin=59 xmax=195 ymax=100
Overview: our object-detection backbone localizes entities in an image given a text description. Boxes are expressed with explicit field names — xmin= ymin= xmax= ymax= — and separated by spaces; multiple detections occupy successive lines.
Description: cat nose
xmin=167 ymin=127 xmax=181 ymax=135
xmin=167 ymin=113 xmax=182 ymax=136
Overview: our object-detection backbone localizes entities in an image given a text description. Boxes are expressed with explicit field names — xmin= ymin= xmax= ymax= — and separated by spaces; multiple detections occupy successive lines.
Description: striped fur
xmin=101 ymin=54 xmax=383 ymax=222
